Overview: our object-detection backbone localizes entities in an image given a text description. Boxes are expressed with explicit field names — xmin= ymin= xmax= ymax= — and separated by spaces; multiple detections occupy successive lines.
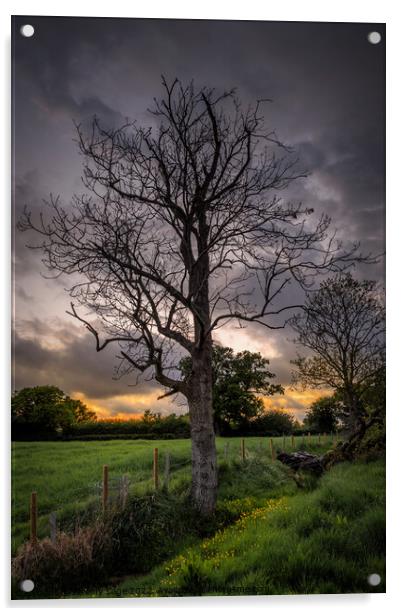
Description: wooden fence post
xmin=30 ymin=491 xmax=37 ymax=544
xmin=318 ymin=433 xmax=321 ymax=445
xmin=102 ymin=465 xmax=109 ymax=513
xmin=291 ymin=434 xmax=295 ymax=449
xmin=323 ymin=432 xmax=326 ymax=444
xmin=241 ymin=438 xmax=245 ymax=461
xmin=153 ymin=447 xmax=159 ymax=490
xmin=308 ymin=432 xmax=311 ymax=445
xmin=270 ymin=438 xmax=275 ymax=461
xmin=282 ymin=434 xmax=286 ymax=450
xmin=49 ymin=511 xmax=57 ymax=543
xmin=163 ymin=452 xmax=170 ymax=491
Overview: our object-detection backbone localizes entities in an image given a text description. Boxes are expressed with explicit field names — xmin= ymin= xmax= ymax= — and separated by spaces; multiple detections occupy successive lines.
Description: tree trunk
xmin=184 ymin=207 xmax=218 ymax=514
xmin=187 ymin=343 xmax=218 ymax=515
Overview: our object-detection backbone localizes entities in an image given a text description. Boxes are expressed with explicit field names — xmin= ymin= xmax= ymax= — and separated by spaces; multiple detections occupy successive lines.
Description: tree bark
xmin=188 ymin=344 xmax=218 ymax=514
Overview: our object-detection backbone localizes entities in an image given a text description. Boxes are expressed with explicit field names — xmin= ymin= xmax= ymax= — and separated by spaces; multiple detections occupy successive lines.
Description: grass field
xmin=11 ymin=435 xmax=331 ymax=553
xmin=11 ymin=435 xmax=385 ymax=597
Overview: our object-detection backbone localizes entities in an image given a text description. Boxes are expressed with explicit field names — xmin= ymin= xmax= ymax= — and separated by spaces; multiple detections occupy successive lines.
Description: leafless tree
xmin=291 ymin=273 xmax=385 ymax=433
xmin=19 ymin=79 xmax=366 ymax=513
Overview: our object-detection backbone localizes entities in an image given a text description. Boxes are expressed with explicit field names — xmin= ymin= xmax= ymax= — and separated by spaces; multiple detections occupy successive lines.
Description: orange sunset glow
xmin=71 ymin=387 xmax=332 ymax=422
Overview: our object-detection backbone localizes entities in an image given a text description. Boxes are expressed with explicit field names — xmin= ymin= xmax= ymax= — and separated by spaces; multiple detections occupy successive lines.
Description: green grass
xmin=11 ymin=437 xmax=385 ymax=597
xmin=11 ymin=435 xmax=330 ymax=553
xmin=78 ymin=459 xmax=385 ymax=597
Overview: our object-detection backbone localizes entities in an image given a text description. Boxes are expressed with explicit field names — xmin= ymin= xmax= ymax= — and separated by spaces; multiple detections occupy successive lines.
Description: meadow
xmin=11 ymin=435 xmax=385 ymax=597
xmin=12 ymin=435 xmax=328 ymax=551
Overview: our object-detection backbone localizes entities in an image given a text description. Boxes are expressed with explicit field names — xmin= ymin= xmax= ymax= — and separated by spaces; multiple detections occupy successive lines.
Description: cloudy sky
xmin=12 ymin=17 xmax=385 ymax=419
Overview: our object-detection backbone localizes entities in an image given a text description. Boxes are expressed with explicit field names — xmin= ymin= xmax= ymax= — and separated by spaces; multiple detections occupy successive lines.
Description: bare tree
xmin=291 ymin=273 xmax=385 ymax=433
xmin=19 ymin=79 xmax=365 ymax=513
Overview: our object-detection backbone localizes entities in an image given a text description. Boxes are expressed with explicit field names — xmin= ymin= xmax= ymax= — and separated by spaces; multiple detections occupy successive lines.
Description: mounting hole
xmin=20 ymin=579 xmax=35 ymax=592
xmin=20 ymin=24 xmax=35 ymax=38
xmin=367 ymin=573 xmax=381 ymax=586
xmin=367 ymin=31 xmax=381 ymax=45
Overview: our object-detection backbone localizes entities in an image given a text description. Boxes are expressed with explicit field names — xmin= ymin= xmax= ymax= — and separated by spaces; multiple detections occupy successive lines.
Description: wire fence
xmin=20 ymin=433 xmax=338 ymax=548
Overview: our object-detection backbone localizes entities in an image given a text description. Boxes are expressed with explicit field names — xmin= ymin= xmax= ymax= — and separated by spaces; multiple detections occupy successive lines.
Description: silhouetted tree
xmin=20 ymin=79 xmax=365 ymax=512
xmin=70 ymin=398 xmax=97 ymax=423
xmin=11 ymin=385 xmax=96 ymax=438
xmin=291 ymin=274 xmax=385 ymax=433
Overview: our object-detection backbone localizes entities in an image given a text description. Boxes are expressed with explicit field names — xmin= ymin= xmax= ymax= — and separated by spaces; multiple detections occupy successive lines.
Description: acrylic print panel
xmin=11 ymin=16 xmax=385 ymax=600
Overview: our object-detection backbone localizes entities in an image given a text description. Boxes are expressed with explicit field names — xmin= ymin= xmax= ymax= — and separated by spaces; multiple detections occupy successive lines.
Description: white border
xmin=2 ymin=1 xmax=401 ymax=614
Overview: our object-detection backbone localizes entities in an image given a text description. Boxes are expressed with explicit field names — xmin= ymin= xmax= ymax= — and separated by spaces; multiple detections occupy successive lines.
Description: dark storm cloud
xmin=13 ymin=170 xmax=47 ymax=277
xmin=13 ymin=18 xmax=385 ymax=247
xmin=12 ymin=17 xmax=385 ymax=405
xmin=13 ymin=321 xmax=158 ymax=400
xmin=13 ymin=16 xmax=125 ymax=126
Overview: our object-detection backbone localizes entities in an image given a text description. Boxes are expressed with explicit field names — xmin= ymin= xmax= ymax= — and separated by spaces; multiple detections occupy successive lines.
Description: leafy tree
xmin=303 ymin=395 xmax=341 ymax=433
xmin=142 ymin=409 xmax=161 ymax=424
xmin=291 ymin=274 xmax=385 ymax=434
xmin=249 ymin=409 xmax=295 ymax=435
xmin=359 ymin=363 xmax=385 ymax=417
xmin=291 ymin=418 xmax=303 ymax=434
xmin=68 ymin=398 xmax=97 ymax=423
xmin=181 ymin=346 xmax=283 ymax=433
xmin=11 ymin=385 xmax=96 ymax=438
xmin=20 ymin=79 xmax=365 ymax=513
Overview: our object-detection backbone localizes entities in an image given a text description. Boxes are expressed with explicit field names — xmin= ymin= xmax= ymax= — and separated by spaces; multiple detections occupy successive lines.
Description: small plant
xmin=12 ymin=521 xmax=113 ymax=598
xmin=180 ymin=561 xmax=210 ymax=595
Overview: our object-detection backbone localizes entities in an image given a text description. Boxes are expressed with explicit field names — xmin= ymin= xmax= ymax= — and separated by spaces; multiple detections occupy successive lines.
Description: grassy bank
xmin=78 ymin=459 xmax=385 ymax=597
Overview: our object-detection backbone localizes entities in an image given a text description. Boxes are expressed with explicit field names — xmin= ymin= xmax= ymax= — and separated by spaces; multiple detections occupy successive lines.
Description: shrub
xmin=179 ymin=560 xmax=210 ymax=595
xmin=62 ymin=433 xmax=183 ymax=441
xmin=11 ymin=492 xmax=200 ymax=598
xmin=66 ymin=416 xmax=190 ymax=439
xmin=107 ymin=492 xmax=196 ymax=575
xmin=12 ymin=522 xmax=113 ymax=598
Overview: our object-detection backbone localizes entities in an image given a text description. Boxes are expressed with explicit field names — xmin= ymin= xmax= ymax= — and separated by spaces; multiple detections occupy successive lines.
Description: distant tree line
xmin=69 ymin=409 xmax=191 ymax=440
xmin=11 ymin=387 xmax=191 ymax=441
xmin=67 ymin=407 xmax=300 ymax=440
xmin=12 ymin=383 xmax=360 ymax=442
xmin=11 ymin=387 xmax=302 ymax=440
